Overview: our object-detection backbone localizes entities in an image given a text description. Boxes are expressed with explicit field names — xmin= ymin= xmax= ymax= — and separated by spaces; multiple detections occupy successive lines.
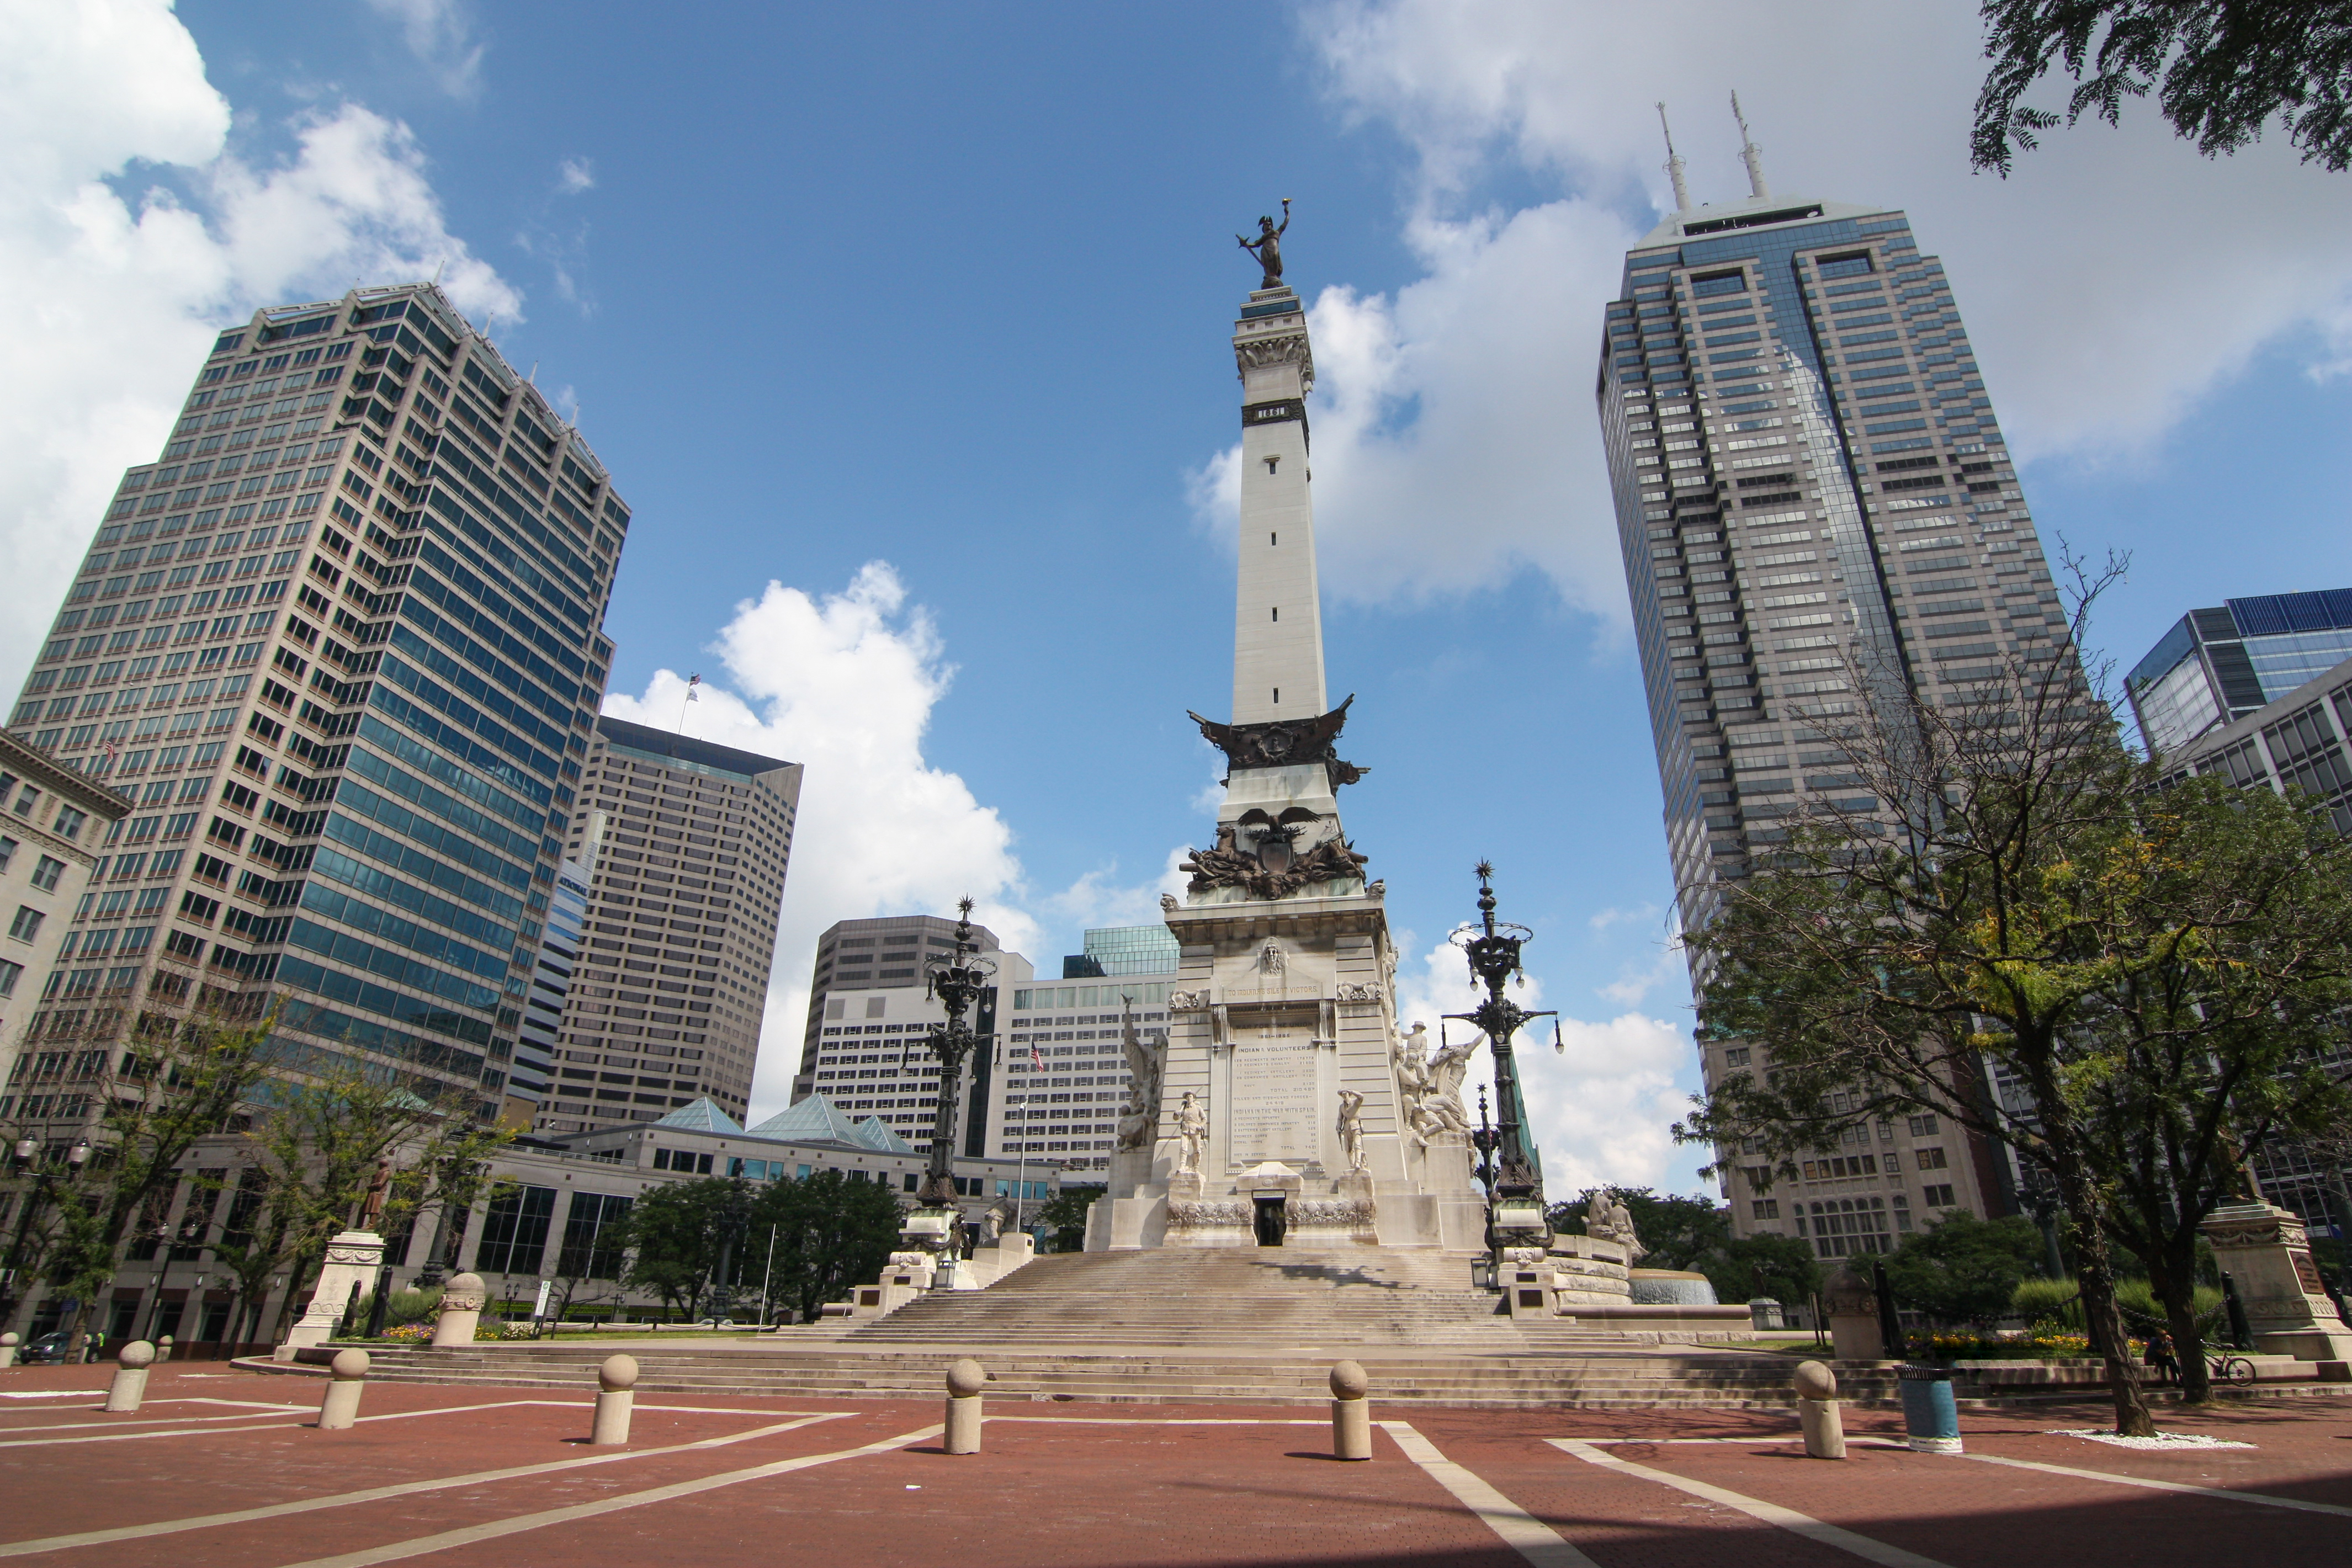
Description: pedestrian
xmin=2142 ymin=1324 xmax=2175 ymax=1386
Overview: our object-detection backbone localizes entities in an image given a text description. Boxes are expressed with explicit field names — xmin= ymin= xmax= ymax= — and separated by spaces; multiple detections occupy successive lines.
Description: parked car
xmin=19 ymin=1330 xmax=73 ymax=1365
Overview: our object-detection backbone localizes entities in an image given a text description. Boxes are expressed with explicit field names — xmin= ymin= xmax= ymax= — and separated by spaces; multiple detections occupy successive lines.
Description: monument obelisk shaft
xmin=1231 ymin=289 xmax=1326 ymax=726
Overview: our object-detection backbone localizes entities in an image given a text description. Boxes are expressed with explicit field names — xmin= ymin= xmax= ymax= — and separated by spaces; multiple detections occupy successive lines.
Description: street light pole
xmin=912 ymin=899 xmax=997 ymax=1279
xmin=1444 ymin=864 xmax=1556 ymax=1262
xmin=0 ymin=1135 xmax=92 ymax=1335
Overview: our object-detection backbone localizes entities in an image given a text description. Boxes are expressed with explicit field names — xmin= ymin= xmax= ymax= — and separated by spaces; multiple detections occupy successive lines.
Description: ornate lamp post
xmin=1 ymin=1135 xmax=91 ymax=1331
xmin=910 ymin=899 xmax=997 ymax=1282
xmin=1445 ymin=864 xmax=1556 ymax=1259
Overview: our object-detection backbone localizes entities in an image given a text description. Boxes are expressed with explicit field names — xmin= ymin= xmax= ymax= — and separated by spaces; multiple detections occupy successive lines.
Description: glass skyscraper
xmin=2126 ymin=589 xmax=2352 ymax=757
xmin=7 ymin=283 xmax=627 ymax=1127
xmin=1597 ymin=179 xmax=2071 ymax=1249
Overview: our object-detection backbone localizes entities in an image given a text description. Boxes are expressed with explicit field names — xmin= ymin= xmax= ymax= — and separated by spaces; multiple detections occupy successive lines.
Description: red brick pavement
xmin=0 ymin=1362 xmax=2345 ymax=1567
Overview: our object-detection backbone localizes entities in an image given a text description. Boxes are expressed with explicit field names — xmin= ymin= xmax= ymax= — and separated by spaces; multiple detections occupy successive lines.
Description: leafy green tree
xmin=1886 ymin=1213 xmax=2046 ymax=1327
xmin=30 ymin=989 xmax=279 ymax=1355
xmin=749 ymin=1169 xmax=905 ymax=1324
xmin=1548 ymin=1187 xmax=1729 ymax=1269
xmin=620 ymin=1177 xmax=744 ymax=1322
xmin=1676 ymin=580 xmax=2352 ymax=1431
xmin=1974 ymin=1 xmax=2352 ymax=175
xmin=1033 ymin=1186 xmax=1098 ymax=1253
xmin=215 ymin=1069 xmax=509 ymax=1347
xmin=1702 ymin=1234 xmax=1823 ymax=1313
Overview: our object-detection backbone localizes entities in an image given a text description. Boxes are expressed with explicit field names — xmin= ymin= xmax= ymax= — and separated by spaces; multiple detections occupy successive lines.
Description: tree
xmin=620 ymin=1177 xmax=742 ymax=1322
xmin=1033 ymin=1187 xmax=1098 ymax=1254
xmin=1973 ymin=1 xmax=2352 ymax=176
xmin=750 ymin=1169 xmax=904 ymax=1324
xmin=1703 ymin=1234 xmax=1823 ymax=1314
xmin=29 ymin=987 xmax=279 ymax=1355
xmin=229 ymin=1069 xmax=511 ymax=1347
xmin=1677 ymin=565 xmax=2352 ymax=1432
xmin=1548 ymin=1187 xmax=1730 ymax=1269
xmin=1885 ymin=1213 xmax=2046 ymax=1327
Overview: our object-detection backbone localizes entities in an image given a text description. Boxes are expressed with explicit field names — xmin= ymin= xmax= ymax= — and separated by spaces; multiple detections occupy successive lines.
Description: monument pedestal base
xmin=2202 ymin=1200 xmax=2352 ymax=1363
xmin=278 ymin=1230 xmax=383 ymax=1359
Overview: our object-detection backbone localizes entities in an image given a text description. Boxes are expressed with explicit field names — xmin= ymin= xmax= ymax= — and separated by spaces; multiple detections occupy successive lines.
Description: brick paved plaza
xmin=2 ymin=1360 xmax=2348 ymax=1566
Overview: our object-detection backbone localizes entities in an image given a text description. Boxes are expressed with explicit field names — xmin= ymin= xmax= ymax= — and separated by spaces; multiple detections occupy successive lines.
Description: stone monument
xmin=2200 ymin=1199 xmax=2352 ymax=1362
xmin=276 ymin=1229 xmax=385 ymax=1359
xmin=1086 ymin=210 xmax=1479 ymax=1253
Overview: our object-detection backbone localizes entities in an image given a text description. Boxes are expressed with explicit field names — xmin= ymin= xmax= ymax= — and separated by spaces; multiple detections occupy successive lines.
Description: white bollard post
xmin=155 ymin=1334 xmax=173 ymax=1364
xmin=1795 ymin=1359 xmax=1846 ymax=1460
xmin=104 ymin=1341 xmax=156 ymax=1413
xmin=943 ymin=1358 xmax=985 ymax=1455
xmin=1330 ymin=1360 xmax=1372 ymax=1460
xmin=317 ymin=1347 xmax=370 ymax=1431
xmin=0 ymin=1332 xmax=19 ymax=1369
xmin=591 ymin=1354 xmax=638 ymax=1445
xmin=429 ymin=1273 xmax=486 ymax=1348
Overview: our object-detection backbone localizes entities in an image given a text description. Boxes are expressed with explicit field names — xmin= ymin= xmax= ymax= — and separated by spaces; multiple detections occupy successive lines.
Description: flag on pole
xmin=1029 ymin=1045 xmax=1043 ymax=1071
xmin=686 ymin=673 xmax=700 ymax=701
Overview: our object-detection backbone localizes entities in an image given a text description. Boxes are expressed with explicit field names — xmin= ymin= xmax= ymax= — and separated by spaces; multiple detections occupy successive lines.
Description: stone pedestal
xmin=277 ymin=1230 xmax=384 ymax=1360
xmin=1292 ymin=1172 xmax=1378 ymax=1247
xmin=1546 ymin=1235 xmax=1633 ymax=1307
xmin=1821 ymin=1264 xmax=1887 ymax=1362
xmin=2201 ymin=1200 xmax=2352 ymax=1362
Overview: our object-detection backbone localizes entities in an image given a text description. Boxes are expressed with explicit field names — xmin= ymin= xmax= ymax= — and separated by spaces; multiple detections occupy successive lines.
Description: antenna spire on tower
xmin=1656 ymin=102 xmax=1692 ymax=213
xmin=1732 ymin=90 xmax=1769 ymax=199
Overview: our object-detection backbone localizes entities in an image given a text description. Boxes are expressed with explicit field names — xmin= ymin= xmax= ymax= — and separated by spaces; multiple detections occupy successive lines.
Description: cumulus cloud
xmin=601 ymin=564 xmax=1042 ymax=1119
xmin=556 ymin=157 xmax=595 ymax=194
xmin=0 ymin=0 xmax=518 ymax=693
xmin=1240 ymin=0 xmax=2352 ymax=612
xmin=363 ymin=0 xmax=485 ymax=97
xmin=1393 ymin=935 xmax=1694 ymax=1195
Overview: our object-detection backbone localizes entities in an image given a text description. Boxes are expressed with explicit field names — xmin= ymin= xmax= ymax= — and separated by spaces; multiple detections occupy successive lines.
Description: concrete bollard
xmin=1794 ymin=1359 xmax=1846 ymax=1459
xmin=155 ymin=1334 xmax=173 ymax=1364
xmin=430 ymin=1272 xmax=486 ymax=1348
xmin=104 ymin=1341 xmax=156 ymax=1413
xmin=0 ymin=1332 xmax=19 ymax=1369
xmin=943 ymin=1358 xmax=985 ymax=1455
xmin=592 ymin=1354 xmax=639 ymax=1445
xmin=1330 ymin=1359 xmax=1372 ymax=1461
xmin=317 ymin=1348 xmax=370 ymax=1431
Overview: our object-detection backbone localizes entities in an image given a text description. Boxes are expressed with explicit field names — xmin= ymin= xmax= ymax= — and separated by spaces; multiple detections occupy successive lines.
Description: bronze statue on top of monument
xmin=1237 ymin=198 xmax=1291 ymax=288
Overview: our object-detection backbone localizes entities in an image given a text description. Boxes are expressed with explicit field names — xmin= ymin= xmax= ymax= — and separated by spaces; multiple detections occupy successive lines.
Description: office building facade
xmin=793 ymin=914 xmax=1032 ymax=1151
xmin=986 ymin=933 xmax=1176 ymax=1176
xmin=5 ymin=283 xmax=627 ymax=1128
xmin=539 ymin=716 xmax=802 ymax=1135
xmin=1597 ymin=176 xmax=2059 ymax=1251
xmin=0 ymin=733 xmax=134 ymax=1104
xmin=2125 ymin=589 xmax=2352 ymax=758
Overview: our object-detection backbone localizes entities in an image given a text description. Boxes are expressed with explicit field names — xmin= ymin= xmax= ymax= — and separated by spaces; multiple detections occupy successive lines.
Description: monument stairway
xmin=344 ymin=1250 xmax=1878 ymax=1408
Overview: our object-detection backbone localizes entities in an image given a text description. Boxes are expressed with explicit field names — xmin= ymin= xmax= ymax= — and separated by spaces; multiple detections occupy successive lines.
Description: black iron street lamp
xmin=1444 ymin=864 xmax=1557 ymax=1258
xmin=1 ymin=1135 xmax=92 ymax=1331
xmin=910 ymin=899 xmax=996 ymax=1275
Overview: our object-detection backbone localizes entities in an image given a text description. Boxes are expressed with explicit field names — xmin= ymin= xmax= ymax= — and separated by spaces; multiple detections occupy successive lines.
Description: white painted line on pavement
xmin=1963 ymin=1450 xmax=2352 ymax=1519
xmin=0 ymin=1412 xmax=851 ymax=1558
xmin=1549 ymin=1438 xmax=1955 ymax=1568
xmin=1382 ymin=1421 xmax=1602 ymax=1568
xmin=270 ymin=1422 xmax=944 ymax=1568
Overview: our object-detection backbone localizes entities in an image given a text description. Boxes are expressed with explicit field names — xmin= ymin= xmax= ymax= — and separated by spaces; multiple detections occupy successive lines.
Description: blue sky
xmin=7 ymin=1 xmax=2351 ymax=1196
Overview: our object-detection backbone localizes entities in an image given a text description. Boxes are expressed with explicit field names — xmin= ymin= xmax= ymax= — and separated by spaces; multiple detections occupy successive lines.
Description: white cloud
xmin=601 ymin=564 xmax=1040 ymax=1122
xmin=1393 ymin=935 xmax=1693 ymax=1195
xmin=0 ymin=0 xmax=518 ymax=694
xmin=1596 ymin=944 xmax=1679 ymax=1008
xmin=363 ymin=0 xmax=485 ymax=97
xmin=1257 ymin=0 xmax=2352 ymax=609
xmin=1586 ymin=902 xmax=1658 ymax=932
xmin=556 ymin=157 xmax=595 ymax=195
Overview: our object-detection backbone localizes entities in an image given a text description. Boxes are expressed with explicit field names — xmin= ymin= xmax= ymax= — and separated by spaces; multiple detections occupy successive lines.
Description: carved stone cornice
xmin=1234 ymin=325 xmax=1315 ymax=393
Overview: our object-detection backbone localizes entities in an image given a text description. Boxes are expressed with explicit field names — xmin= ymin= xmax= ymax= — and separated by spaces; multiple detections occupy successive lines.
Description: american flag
xmin=1029 ymin=1044 xmax=1043 ymax=1071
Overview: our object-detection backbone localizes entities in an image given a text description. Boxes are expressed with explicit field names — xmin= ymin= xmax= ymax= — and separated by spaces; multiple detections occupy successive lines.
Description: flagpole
xmin=679 ymin=673 xmax=700 ymax=733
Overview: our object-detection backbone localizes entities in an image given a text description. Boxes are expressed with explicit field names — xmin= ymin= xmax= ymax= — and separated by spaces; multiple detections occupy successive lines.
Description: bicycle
xmin=2206 ymin=1352 xmax=2256 ymax=1386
